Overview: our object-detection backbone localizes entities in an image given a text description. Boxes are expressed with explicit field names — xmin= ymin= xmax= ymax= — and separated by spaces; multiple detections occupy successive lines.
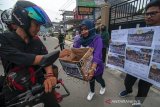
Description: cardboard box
xmin=59 ymin=48 xmax=94 ymax=80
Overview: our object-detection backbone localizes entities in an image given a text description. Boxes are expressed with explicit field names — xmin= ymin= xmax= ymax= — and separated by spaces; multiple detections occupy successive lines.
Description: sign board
xmin=78 ymin=6 xmax=94 ymax=15
xmin=77 ymin=0 xmax=96 ymax=7
xmin=76 ymin=0 xmax=105 ymax=7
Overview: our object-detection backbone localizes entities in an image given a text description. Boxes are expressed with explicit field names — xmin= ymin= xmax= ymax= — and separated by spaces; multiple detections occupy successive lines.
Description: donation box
xmin=59 ymin=48 xmax=94 ymax=80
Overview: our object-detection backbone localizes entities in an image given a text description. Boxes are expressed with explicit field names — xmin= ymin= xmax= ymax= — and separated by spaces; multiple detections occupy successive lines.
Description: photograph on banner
xmin=152 ymin=26 xmax=160 ymax=46
xmin=127 ymin=27 xmax=154 ymax=47
xmin=126 ymin=46 xmax=152 ymax=66
xmin=152 ymin=45 xmax=160 ymax=63
xmin=107 ymin=53 xmax=125 ymax=71
xmin=109 ymin=42 xmax=126 ymax=55
xmin=111 ymin=29 xmax=128 ymax=42
xmin=149 ymin=63 xmax=160 ymax=83
xmin=124 ymin=46 xmax=152 ymax=78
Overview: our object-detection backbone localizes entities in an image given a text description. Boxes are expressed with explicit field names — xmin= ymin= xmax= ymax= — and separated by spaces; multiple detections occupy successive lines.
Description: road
xmin=0 ymin=36 xmax=160 ymax=107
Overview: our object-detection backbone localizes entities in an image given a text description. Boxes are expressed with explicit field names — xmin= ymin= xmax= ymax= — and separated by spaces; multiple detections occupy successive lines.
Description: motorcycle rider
xmin=0 ymin=9 xmax=18 ymax=93
xmin=0 ymin=0 xmax=69 ymax=107
xmin=0 ymin=8 xmax=17 ymax=32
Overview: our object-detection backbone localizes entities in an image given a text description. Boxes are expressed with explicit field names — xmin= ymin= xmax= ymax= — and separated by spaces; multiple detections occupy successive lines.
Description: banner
xmin=107 ymin=26 xmax=160 ymax=88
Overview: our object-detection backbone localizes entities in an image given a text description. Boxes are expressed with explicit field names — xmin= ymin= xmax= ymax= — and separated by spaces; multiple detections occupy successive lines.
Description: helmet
xmin=1 ymin=9 xmax=17 ymax=31
xmin=12 ymin=0 xmax=52 ymax=32
xmin=1 ymin=9 xmax=13 ymax=25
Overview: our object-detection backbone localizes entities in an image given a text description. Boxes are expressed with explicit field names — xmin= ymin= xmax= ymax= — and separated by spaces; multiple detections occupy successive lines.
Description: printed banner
xmin=107 ymin=26 xmax=160 ymax=88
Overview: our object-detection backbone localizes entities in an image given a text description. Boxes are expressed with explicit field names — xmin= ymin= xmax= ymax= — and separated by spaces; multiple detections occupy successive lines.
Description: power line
xmin=64 ymin=2 xmax=75 ymax=8
xmin=63 ymin=0 xmax=73 ymax=9
xmin=63 ymin=1 xmax=75 ymax=10
xmin=59 ymin=0 xmax=73 ymax=9
xmin=59 ymin=0 xmax=73 ymax=11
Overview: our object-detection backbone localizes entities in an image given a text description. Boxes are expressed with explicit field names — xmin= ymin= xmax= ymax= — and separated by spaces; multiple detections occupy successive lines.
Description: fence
xmin=109 ymin=0 xmax=151 ymax=31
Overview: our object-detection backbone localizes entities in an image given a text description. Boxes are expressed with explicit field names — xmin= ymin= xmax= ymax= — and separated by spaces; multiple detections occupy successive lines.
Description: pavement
xmin=0 ymin=36 xmax=160 ymax=107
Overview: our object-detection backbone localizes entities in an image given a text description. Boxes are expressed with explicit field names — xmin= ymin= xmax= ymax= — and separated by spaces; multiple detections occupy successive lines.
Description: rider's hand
xmin=43 ymin=76 xmax=57 ymax=93
xmin=59 ymin=49 xmax=71 ymax=58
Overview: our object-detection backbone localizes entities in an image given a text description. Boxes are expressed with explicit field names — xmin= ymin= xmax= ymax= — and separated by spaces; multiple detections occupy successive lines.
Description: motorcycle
xmin=0 ymin=50 xmax=70 ymax=107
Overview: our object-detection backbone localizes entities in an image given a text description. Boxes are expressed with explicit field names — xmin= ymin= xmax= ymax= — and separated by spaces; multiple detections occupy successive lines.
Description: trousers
xmin=124 ymin=74 xmax=152 ymax=103
xmin=90 ymin=74 xmax=106 ymax=92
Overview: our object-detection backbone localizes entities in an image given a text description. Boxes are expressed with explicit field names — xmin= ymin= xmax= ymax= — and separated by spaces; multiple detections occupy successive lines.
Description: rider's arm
xmin=0 ymin=34 xmax=57 ymax=93
xmin=0 ymin=34 xmax=42 ymax=66
xmin=0 ymin=45 xmax=36 ymax=66
xmin=33 ymin=37 xmax=57 ymax=93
